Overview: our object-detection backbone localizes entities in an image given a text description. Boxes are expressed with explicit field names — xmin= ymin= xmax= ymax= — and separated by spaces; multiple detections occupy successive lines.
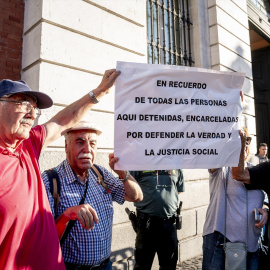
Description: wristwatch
xmin=89 ymin=91 xmax=99 ymax=104
xmin=119 ymin=171 xmax=130 ymax=182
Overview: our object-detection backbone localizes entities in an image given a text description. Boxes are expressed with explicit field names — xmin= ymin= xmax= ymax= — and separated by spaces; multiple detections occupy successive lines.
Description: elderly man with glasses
xmin=0 ymin=70 xmax=120 ymax=270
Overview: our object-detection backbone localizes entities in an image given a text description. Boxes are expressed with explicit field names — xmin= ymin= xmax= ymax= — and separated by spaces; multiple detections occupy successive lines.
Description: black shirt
xmin=247 ymin=161 xmax=270 ymax=257
xmin=247 ymin=161 xmax=270 ymax=195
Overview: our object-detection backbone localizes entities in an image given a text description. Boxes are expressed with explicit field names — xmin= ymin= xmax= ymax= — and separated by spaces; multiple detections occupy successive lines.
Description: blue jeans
xmin=202 ymin=232 xmax=260 ymax=270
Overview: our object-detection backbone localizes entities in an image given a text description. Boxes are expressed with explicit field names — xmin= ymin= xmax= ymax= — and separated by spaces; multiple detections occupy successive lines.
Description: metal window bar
xmin=162 ymin=0 xmax=166 ymax=64
xmin=147 ymin=0 xmax=194 ymax=66
xmin=181 ymin=0 xmax=188 ymax=66
xmin=167 ymin=0 xmax=172 ymax=64
xmin=155 ymin=0 xmax=160 ymax=63
xmin=186 ymin=0 xmax=193 ymax=66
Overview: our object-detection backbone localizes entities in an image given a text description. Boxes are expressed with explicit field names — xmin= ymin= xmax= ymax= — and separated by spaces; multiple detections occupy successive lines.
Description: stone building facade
xmin=1 ymin=0 xmax=270 ymax=268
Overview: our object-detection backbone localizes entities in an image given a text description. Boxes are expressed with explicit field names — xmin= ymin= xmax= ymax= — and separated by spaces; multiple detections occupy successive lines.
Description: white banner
xmin=114 ymin=61 xmax=244 ymax=170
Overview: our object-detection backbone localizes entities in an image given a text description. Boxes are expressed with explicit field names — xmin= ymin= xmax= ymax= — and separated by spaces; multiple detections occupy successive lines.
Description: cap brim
xmin=0 ymin=79 xmax=53 ymax=109
xmin=20 ymin=90 xmax=53 ymax=109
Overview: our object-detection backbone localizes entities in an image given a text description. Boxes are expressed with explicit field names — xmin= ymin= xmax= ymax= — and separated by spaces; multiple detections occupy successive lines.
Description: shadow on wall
xmin=111 ymin=248 xmax=135 ymax=270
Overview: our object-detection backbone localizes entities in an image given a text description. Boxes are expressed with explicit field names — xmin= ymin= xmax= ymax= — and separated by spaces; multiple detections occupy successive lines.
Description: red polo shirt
xmin=0 ymin=125 xmax=65 ymax=270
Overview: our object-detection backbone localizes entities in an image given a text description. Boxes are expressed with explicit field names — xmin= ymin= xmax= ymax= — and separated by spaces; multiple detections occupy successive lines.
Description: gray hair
xmin=64 ymin=132 xmax=72 ymax=144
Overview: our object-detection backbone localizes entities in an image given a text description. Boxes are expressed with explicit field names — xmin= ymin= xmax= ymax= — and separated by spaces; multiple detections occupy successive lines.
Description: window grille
xmin=147 ymin=0 xmax=194 ymax=66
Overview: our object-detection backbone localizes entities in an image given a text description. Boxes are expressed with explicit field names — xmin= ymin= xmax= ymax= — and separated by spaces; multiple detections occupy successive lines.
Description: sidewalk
xmin=177 ymin=255 xmax=203 ymax=270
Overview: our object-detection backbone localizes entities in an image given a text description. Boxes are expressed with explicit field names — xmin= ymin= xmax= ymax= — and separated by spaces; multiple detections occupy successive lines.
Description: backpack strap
xmin=60 ymin=180 xmax=89 ymax=246
xmin=44 ymin=168 xmax=60 ymax=219
xmin=91 ymin=164 xmax=108 ymax=192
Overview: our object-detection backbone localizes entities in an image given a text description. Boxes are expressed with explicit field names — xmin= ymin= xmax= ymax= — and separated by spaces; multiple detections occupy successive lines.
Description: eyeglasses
xmin=0 ymin=99 xmax=41 ymax=116
xmin=246 ymin=137 xmax=252 ymax=145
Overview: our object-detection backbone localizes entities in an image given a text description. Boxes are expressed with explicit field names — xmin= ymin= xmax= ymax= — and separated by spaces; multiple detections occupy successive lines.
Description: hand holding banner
xmin=114 ymin=62 xmax=244 ymax=170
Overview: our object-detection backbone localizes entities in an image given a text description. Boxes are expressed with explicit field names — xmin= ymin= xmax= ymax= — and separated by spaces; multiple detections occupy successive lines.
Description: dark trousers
xmin=65 ymin=258 xmax=112 ymax=270
xmin=134 ymin=217 xmax=178 ymax=270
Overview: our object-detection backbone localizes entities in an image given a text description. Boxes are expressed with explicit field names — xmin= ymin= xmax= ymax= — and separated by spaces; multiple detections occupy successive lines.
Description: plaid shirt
xmin=42 ymin=159 xmax=125 ymax=265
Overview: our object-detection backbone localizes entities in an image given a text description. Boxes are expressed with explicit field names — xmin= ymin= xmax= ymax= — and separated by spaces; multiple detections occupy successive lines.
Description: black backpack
xmin=44 ymin=168 xmax=61 ymax=219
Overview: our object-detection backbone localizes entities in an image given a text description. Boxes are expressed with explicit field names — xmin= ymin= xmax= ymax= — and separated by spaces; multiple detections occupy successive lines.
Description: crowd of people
xmin=0 ymin=73 xmax=269 ymax=270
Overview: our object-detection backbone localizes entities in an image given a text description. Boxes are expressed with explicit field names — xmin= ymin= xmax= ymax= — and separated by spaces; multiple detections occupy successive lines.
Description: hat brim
xmin=16 ymin=90 xmax=53 ymax=109
xmin=61 ymin=125 xmax=102 ymax=136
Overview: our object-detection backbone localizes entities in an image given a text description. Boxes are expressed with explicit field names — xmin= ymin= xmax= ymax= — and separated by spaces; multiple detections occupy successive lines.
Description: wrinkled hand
xmin=255 ymin=208 xmax=268 ymax=229
xmin=63 ymin=204 xmax=99 ymax=230
xmin=97 ymin=69 xmax=121 ymax=94
xmin=109 ymin=153 xmax=126 ymax=179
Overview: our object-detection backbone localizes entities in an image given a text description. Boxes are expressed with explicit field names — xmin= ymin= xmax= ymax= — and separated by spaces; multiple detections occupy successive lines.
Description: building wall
xmin=0 ymin=0 xmax=257 ymax=268
xmin=207 ymin=0 xmax=256 ymax=152
xmin=0 ymin=0 xmax=24 ymax=80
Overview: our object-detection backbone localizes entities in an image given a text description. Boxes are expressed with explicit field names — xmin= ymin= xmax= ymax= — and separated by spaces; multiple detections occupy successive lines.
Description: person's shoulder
xmin=57 ymin=159 xmax=72 ymax=176
xmin=42 ymin=161 xmax=64 ymax=178
xmin=29 ymin=124 xmax=44 ymax=136
xmin=248 ymin=160 xmax=270 ymax=174
xmin=248 ymin=155 xmax=260 ymax=165
xmin=261 ymin=160 xmax=270 ymax=167
xmin=24 ymin=125 xmax=45 ymax=156
xmin=91 ymin=164 xmax=112 ymax=177
xmin=92 ymin=164 xmax=106 ymax=171
xmin=208 ymin=167 xmax=222 ymax=174
xmin=175 ymin=169 xmax=183 ymax=177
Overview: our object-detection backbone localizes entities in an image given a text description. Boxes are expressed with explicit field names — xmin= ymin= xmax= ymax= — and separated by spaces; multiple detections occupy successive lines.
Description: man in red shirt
xmin=0 ymin=69 xmax=120 ymax=270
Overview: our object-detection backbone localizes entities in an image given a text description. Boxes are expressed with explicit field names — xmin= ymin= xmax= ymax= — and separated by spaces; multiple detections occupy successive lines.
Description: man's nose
xmin=83 ymin=142 xmax=92 ymax=152
xmin=26 ymin=108 xmax=37 ymax=120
